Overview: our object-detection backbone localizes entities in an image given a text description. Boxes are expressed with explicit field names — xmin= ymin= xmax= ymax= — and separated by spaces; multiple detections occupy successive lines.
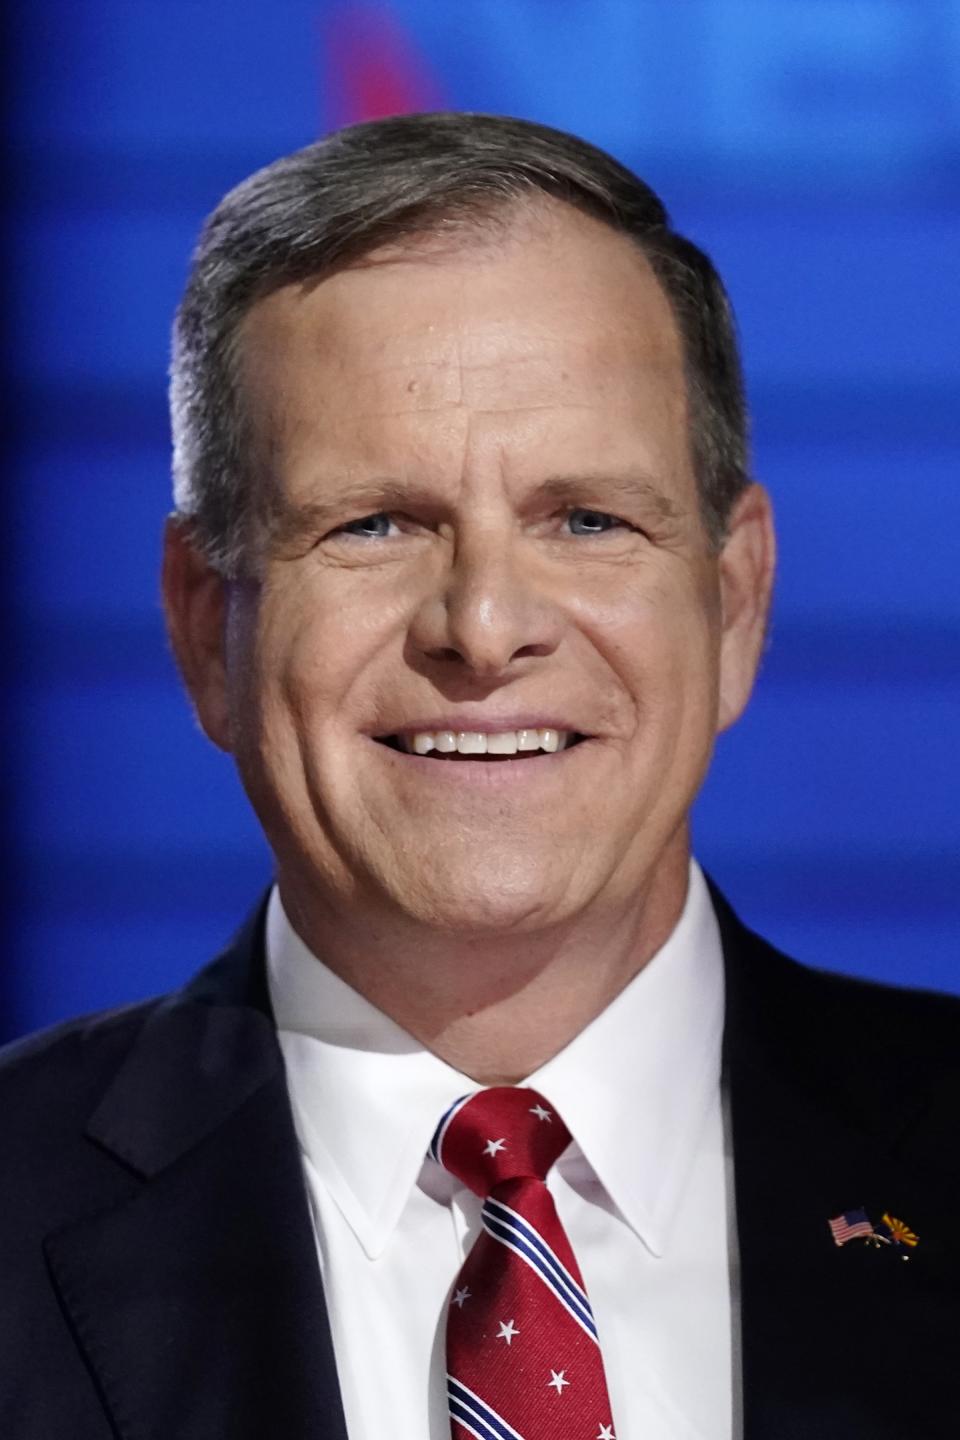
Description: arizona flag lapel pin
xmin=828 ymin=1208 xmax=919 ymax=1260
xmin=877 ymin=1212 xmax=919 ymax=1258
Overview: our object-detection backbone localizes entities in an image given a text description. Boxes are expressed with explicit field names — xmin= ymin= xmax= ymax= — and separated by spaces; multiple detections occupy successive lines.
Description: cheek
xmin=255 ymin=577 xmax=410 ymax=757
xmin=225 ymin=587 xmax=326 ymax=769
xmin=577 ymin=565 xmax=718 ymax=728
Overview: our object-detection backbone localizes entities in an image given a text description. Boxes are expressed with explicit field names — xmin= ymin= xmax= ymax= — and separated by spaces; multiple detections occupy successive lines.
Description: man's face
xmin=169 ymin=204 xmax=773 ymax=934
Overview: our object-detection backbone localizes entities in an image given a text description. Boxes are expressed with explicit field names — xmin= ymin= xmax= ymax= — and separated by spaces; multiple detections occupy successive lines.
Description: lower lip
xmin=369 ymin=739 xmax=595 ymax=786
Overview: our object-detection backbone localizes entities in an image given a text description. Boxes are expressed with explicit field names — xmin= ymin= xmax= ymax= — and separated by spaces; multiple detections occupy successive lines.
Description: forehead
xmin=237 ymin=203 xmax=690 ymax=484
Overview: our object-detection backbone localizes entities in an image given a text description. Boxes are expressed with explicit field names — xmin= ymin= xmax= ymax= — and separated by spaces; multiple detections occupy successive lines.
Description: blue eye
xmin=567 ymin=508 xmax=622 ymax=535
xmin=339 ymin=512 xmax=395 ymax=539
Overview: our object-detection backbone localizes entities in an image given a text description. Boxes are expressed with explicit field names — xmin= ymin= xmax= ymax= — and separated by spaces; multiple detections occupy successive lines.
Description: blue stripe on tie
xmin=481 ymin=1202 xmax=598 ymax=1342
xmin=484 ymin=1197 xmax=592 ymax=1311
xmin=429 ymin=1093 xmax=473 ymax=1163
xmin=449 ymin=1397 xmax=510 ymax=1440
xmin=481 ymin=1212 xmax=597 ymax=1341
xmin=448 ymin=1377 xmax=525 ymax=1440
xmin=449 ymin=1403 xmax=493 ymax=1440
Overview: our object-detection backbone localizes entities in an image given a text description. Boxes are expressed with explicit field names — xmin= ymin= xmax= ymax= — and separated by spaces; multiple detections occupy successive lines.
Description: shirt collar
xmin=267 ymin=894 xmax=477 ymax=1259
xmin=266 ymin=858 xmax=723 ymax=1261
xmin=529 ymin=859 xmax=724 ymax=1257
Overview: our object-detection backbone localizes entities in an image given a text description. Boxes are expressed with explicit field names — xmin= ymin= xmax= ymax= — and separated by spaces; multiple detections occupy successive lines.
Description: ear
xmin=715 ymin=482 xmax=776 ymax=734
xmin=161 ymin=516 xmax=234 ymax=752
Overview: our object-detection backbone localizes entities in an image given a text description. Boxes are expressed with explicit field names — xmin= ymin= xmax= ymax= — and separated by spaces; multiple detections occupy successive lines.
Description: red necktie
xmin=431 ymin=1086 xmax=618 ymax=1440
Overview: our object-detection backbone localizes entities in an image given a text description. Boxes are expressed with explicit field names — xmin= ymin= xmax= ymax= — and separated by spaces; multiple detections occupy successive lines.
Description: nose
xmin=409 ymin=525 xmax=563 ymax=677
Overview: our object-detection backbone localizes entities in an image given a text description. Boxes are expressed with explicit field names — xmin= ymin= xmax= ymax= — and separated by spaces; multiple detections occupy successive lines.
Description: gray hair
xmin=170 ymin=112 xmax=749 ymax=576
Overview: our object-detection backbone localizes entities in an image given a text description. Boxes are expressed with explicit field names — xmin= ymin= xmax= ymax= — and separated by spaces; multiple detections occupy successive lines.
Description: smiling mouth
xmin=375 ymin=729 xmax=588 ymax=760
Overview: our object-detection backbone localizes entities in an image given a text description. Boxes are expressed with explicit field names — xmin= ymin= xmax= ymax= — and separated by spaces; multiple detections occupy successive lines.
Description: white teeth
xmin=398 ymin=728 xmax=577 ymax=755
xmin=457 ymin=731 xmax=486 ymax=754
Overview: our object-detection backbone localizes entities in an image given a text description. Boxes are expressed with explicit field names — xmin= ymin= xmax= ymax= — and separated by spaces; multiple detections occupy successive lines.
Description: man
xmin=0 ymin=113 xmax=956 ymax=1440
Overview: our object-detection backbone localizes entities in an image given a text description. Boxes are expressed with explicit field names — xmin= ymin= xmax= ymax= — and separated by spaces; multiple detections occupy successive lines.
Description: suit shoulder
xmin=803 ymin=957 xmax=960 ymax=1023
xmin=726 ymin=906 xmax=960 ymax=1079
xmin=0 ymin=998 xmax=161 ymax=1138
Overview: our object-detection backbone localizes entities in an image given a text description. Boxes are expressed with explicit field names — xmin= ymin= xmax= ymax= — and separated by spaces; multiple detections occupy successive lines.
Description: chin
xmin=386 ymin=855 xmax=590 ymax=935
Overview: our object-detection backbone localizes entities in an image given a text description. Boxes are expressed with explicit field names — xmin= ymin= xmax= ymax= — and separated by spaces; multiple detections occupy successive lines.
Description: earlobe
xmin=161 ymin=517 xmax=234 ymax=752
xmin=716 ymin=483 xmax=776 ymax=734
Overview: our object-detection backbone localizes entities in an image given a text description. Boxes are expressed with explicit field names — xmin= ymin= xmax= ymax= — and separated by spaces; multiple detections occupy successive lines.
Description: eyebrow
xmin=266 ymin=480 xmax=422 ymax=550
xmin=535 ymin=473 xmax=683 ymax=521
xmin=267 ymin=469 xmax=682 ymax=550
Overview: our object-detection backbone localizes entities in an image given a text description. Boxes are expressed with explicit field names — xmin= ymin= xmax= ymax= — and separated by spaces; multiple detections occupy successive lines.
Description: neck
xmin=278 ymin=835 xmax=691 ymax=1084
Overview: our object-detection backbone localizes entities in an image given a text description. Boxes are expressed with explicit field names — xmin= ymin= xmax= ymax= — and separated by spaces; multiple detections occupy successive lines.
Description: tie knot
xmin=429 ymin=1087 xmax=570 ymax=1196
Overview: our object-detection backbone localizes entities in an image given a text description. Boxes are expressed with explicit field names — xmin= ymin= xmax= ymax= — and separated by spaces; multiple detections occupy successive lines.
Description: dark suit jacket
xmin=1 ymin=884 xmax=958 ymax=1439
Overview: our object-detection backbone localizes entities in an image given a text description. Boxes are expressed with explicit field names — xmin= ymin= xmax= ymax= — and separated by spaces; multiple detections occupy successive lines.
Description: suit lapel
xmin=715 ymin=886 xmax=960 ymax=1439
xmin=44 ymin=910 xmax=349 ymax=1440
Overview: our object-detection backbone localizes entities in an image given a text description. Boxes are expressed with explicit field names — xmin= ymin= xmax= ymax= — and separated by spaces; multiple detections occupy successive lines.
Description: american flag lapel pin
xmin=828 ymin=1208 xmax=919 ymax=1260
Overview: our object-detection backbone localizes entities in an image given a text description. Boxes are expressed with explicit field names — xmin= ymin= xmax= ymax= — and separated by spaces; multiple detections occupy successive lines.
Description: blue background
xmin=5 ymin=0 xmax=958 ymax=1040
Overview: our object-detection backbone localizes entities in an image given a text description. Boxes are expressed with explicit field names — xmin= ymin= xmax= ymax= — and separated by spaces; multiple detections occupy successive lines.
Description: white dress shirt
xmin=267 ymin=859 xmax=738 ymax=1439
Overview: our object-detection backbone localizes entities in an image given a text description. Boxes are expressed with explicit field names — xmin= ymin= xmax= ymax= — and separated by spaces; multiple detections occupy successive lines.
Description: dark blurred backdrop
xmin=5 ymin=0 xmax=959 ymax=1041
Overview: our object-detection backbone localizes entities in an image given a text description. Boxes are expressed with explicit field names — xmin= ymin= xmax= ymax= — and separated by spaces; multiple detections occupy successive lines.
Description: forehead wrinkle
xmin=458 ymin=346 xmax=586 ymax=412
xmin=344 ymin=346 xmax=584 ymax=419
xmin=347 ymin=401 xmax=598 ymax=420
xmin=453 ymin=319 xmax=467 ymax=409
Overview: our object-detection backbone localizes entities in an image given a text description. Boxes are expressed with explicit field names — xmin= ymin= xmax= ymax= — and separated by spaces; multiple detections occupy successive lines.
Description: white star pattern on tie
xmin=434 ymin=1086 xmax=617 ymax=1440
